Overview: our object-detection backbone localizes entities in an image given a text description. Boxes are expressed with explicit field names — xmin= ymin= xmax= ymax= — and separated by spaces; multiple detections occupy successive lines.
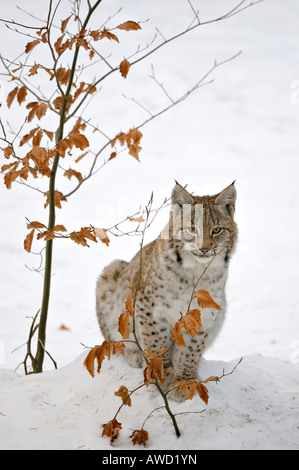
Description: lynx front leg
xmin=134 ymin=305 xmax=173 ymax=368
xmin=168 ymin=332 xmax=208 ymax=402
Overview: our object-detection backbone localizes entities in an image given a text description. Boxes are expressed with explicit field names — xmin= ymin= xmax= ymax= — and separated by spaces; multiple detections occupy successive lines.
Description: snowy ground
xmin=0 ymin=0 xmax=299 ymax=451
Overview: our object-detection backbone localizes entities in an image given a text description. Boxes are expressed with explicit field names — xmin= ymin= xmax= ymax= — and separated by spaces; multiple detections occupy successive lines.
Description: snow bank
xmin=0 ymin=352 xmax=298 ymax=450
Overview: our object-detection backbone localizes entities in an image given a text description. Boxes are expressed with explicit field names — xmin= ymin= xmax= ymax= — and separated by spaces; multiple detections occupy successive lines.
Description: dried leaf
xmin=17 ymin=86 xmax=27 ymax=104
xmin=116 ymin=21 xmax=141 ymax=31
xmin=2 ymin=146 xmax=13 ymax=159
xmin=102 ymin=419 xmax=122 ymax=444
xmin=125 ymin=293 xmax=134 ymax=318
xmin=111 ymin=128 xmax=143 ymax=161
xmin=27 ymin=221 xmax=46 ymax=229
xmin=36 ymin=103 xmax=48 ymax=120
xmin=28 ymin=63 xmax=39 ymax=76
xmin=43 ymin=129 xmax=54 ymax=141
xmin=203 ymin=375 xmax=219 ymax=384
xmin=61 ymin=15 xmax=72 ymax=33
xmin=83 ymin=341 xmax=111 ymax=377
xmin=70 ymin=226 xmax=97 ymax=247
xmin=114 ymin=385 xmax=131 ymax=406
xmin=24 ymin=228 xmax=35 ymax=253
xmin=44 ymin=190 xmax=67 ymax=209
xmin=52 ymin=224 xmax=67 ymax=232
xmin=172 ymin=309 xmax=202 ymax=348
xmin=130 ymin=429 xmax=149 ymax=447
xmin=120 ymin=58 xmax=130 ymax=78
xmin=94 ymin=227 xmax=110 ymax=246
xmin=6 ymin=86 xmax=19 ymax=108
xmin=193 ymin=289 xmax=221 ymax=310
xmin=143 ymin=355 xmax=164 ymax=387
xmin=25 ymin=39 xmax=40 ymax=54
xmin=69 ymin=132 xmax=89 ymax=150
xmin=90 ymin=28 xmax=119 ymax=43
xmin=118 ymin=312 xmax=131 ymax=339
xmin=64 ymin=168 xmax=83 ymax=182
xmin=112 ymin=341 xmax=126 ymax=356
xmin=3 ymin=162 xmax=20 ymax=189
xmin=179 ymin=379 xmax=209 ymax=404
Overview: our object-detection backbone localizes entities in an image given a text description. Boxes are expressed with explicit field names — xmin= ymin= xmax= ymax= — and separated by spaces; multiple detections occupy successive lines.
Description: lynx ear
xmin=215 ymin=182 xmax=236 ymax=215
xmin=171 ymin=182 xmax=195 ymax=207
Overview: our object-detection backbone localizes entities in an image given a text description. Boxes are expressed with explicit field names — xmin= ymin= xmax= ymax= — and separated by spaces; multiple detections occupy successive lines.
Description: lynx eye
xmin=212 ymin=226 xmax=222 ymax=235
xmin=187 ymin=225 xmax=199 ymax=235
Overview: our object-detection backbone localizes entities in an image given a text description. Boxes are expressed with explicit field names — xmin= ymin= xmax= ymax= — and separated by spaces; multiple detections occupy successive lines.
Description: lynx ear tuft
xmin=215 ymin=182 xmax=237 ymax=215
xmin=171 ymin=182 xmax=195 ymax=207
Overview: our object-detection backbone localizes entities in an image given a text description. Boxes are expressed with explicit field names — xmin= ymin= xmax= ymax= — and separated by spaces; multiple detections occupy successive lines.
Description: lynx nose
xmin=200 ymin=248 xmax=210 ymax=254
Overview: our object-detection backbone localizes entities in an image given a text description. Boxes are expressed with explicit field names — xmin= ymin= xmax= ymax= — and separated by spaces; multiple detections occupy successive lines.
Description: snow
xmin=0 ymin=353 xmax=298 ymax=450
xmin=1 ymin=0 xmax=299 ymax=451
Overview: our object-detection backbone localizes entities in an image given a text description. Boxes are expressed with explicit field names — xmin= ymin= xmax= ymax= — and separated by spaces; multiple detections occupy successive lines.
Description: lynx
xmin=96 ymin=182 xmax=237 ymax=401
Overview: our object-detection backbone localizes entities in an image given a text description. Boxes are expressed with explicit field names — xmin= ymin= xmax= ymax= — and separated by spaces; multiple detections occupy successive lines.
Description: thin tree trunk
xmin=33 ymin=0 xmax=103 ymax=373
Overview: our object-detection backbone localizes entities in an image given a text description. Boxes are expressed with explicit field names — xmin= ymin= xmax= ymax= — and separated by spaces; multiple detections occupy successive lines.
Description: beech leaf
xmin=120 ymin=58 xmax=130 ymax=78
xmin=116 ymin=21 xmax=141 ymax=31
xmin=130 ymin=429 xmax=149 ymax=447
xmin=193 ymin=289 xmax=221 ymax=310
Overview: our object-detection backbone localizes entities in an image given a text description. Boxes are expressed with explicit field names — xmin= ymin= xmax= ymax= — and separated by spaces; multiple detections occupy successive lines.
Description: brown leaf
xmin=24 ymin=228 xmax=35 ymax=253
xmin=75 ymin=151 xmax=89 ymax=163
xmin=172 ymin=309 xmax=202 ymax=348
xmin=64 ymin=168 xmax=83 ymax=182
xmin=59 ymin=323 xmax=70 ymax=331
xmin=130 ymin=429 xmax=149 ymax=447
xmin=118 ymin=312 xmax=131 ymax=339
xmin=36 ymin=103 xmax=48 ymax=120
xmin=3 ymin=162 xmax=20 ymax=189
xmin=52 ymin=224 xmax=67 ymax=232
xmin=193 ymin=289 xmax=221 ymax=310
xmin=28 ymin=63 xmax=39 ymax=76
xmin=116 ymin=21 xmax=141 ymax=31
xmin=114 ymin=385 xmax=131 ymax=406
xmin=2 ymin=146 xmax=13 ymax=159
xmin=25 ymin=39 xmax=40 ymax=54
xmin=112 ymin=341 xmax=126 ymax=356
xmin=99 ymin=28 xmax=119 ymax=43
xmin=56 ymin=67 xmax=71 ymax=86
xmin=43 ymin=129 xmax=54 ymax=141
xmin=120 ymin=58 xmax=130 ymax=78
xmin=94 ymin=227 xmax=110 ymax=246
xmin=111 ymin=128 xmax=143 ymax=161
xmin=61 ymin=15 xmax=72 ymax=33
xmin=83 ymin=341 xmax=111 ymax=377
xmin=17 ymin=86 xmax=27 ymax=104
xmin=27 ymin=221 xmax=47 ymax=230
xmin=171 ymin=321 xmax=186 ymax=348
xmin=44 ymin=190 xmax=67 ymax=209
xmin=125 ymin=293 xmax=134 ymax=318
xmin=179 ymin=379 xmax=209 ymax=404
xmin=102 ymin=419 xmax=122 ymax=444
xmin=68 ymin=132 xmax=89 ymax=150
xmin=70 ymin=227 xmax=97 ymax=247
xmin=90 ymin=28 xmax=119 ymax=43
xmin=6 ymin=86 xmax=19 ymax=108
xmin=26 ymin=101 xmax=39 ymax=122
xmin=143 ymin=355 xmax=164 ymax=387
xmin=203 ymin=375 xmax=219 ymax=384
xmin=37 ymin=230 xmax=56 ymax=241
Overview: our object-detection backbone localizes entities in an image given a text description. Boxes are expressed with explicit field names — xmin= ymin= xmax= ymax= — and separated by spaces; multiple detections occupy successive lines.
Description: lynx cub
xmin=96 ymin=182 xmax=237 ymax=400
